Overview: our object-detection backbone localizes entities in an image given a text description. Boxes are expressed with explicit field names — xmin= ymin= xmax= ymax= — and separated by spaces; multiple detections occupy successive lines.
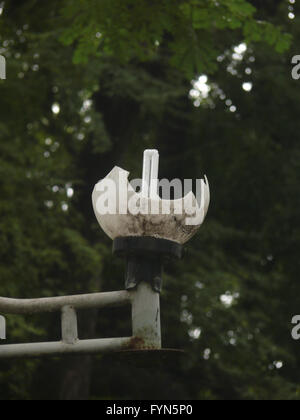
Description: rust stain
xmin=127 ymin=336 xmax=161 ymax=350
xmin=128 ymin=336 xmax=146 ymax=350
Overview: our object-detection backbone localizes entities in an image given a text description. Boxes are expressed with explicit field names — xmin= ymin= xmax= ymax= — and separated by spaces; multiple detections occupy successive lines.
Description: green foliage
xmin=59 ymin=0 xmax=292 ymax=77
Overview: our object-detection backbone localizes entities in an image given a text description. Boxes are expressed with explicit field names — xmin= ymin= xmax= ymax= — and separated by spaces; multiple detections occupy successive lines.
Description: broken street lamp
xmin=0 ymin=149 xmax=209 ymax=359
xmin=92 ymin=149 xmax=210 ymax=351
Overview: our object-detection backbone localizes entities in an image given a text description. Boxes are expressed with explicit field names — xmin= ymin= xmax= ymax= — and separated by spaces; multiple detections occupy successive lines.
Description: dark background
xmin=0 ymin=0 xmax=299 ymax=400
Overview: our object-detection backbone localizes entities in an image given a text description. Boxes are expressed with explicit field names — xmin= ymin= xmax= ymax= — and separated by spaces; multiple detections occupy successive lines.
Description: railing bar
xmin=0 ymin=290 xmax=131 ymax=315
xmin=0 ymin=337 xmax=134 ymax=359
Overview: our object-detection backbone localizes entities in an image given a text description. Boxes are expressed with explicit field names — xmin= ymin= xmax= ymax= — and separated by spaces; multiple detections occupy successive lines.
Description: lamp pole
xmin=113 ymin=236 xmax=182 ymax=349
xmin=0 ymin=149 xmax=209 ymax=359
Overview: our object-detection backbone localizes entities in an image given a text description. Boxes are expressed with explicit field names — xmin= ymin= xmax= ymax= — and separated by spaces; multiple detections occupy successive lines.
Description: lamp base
xmin=113 ymin=236 xmax=183 ymax=292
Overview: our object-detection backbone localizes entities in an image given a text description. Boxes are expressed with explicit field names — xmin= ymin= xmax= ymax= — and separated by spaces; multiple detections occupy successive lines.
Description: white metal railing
xmin=0 ymin=283 xmax=161 ymax=359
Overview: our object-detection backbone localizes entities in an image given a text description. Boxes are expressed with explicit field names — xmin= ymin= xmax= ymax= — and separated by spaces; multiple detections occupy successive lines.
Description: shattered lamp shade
xmin=92 ymin=166 xmax=210 ymax=245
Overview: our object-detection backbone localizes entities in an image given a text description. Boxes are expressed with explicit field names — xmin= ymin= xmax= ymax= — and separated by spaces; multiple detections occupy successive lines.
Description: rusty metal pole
xmin=131 ymin=282 xmax=161 ymax=349
xmin=113 ymin=236 xmax=182 ymax=350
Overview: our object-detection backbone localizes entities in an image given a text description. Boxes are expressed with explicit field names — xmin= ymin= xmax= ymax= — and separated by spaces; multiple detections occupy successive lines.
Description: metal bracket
xmin=125 ymin=256 xmax=163 ymax=293
xmin=0 ymin=281 xmax=165 ymax=358
xmin=0 ymin=237 xmax=182 ymax=359
xmin=0 ymin=291 xmax=134 ymax=359
xmin=113 ymin=236 xmax=183 ymax=293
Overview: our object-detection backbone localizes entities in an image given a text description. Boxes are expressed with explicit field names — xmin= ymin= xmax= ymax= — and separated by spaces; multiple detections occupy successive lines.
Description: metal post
xmin=113 ymin=236 xmax=182 ymax=350
xmin=61 ymin=306 xmax=78 ymax=345
xmin=0 ymin=315 xmax=6 ymax=340
xmin=131 ymin=282 xmax=161 ymax=349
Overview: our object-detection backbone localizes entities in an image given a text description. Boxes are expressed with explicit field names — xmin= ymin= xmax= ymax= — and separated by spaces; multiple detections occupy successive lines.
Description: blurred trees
xmin=0 ymin=0 xmax=299 ymax=400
